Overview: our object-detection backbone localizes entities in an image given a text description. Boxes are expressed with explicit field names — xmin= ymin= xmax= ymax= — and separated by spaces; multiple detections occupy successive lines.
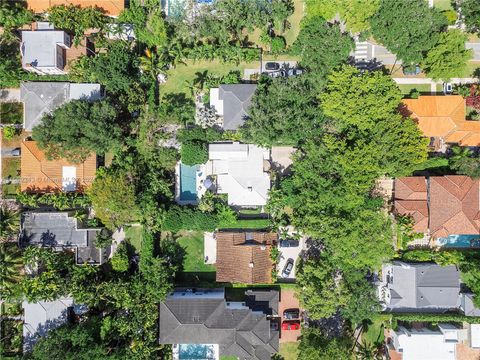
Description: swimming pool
xmin=179 ymin=164 xmax=198 ymax=202
xmin=436 ymin=235 xmax=480 ymax=248
xmin=178 ymin=344 xmax=217 ymax=360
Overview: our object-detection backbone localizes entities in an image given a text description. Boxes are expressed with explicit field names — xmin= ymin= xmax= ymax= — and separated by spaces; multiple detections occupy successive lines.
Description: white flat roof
xmin=396 ymin=330 xmax=456 ymax=360
xmin=21 ymin=30 xmax=65 ymax=68
xmin=471 ymin=324 xmax=480 ymax=348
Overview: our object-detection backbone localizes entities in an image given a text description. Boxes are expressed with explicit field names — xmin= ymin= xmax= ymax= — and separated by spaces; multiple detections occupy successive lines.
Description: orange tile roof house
xmin=27 ymin=0 xmax=125 ymax=16
xmin=402 ymin=95 xmax=480 ymax=148
xmin=21 ymin=140 xmax=97 ymax=193
xmin=394 ymin=176 xmax=480 ymax=239
xmin=216 ymin=232 xmax=277 ymax=284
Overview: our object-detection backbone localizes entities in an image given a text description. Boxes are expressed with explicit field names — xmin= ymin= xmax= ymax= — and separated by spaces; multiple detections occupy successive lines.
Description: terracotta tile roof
xmin=216 ymin=232 xmax=277 ymax=284
xmin=402 ymin=95 xmax=480 ymax=146
xmin=27 ymin=0 xmax=125 ymax=16
xmin=21 ymin=140 xmax=96 ymax=193
xmin=429 ymin=176 xmax=480 ymax=238
xmin=395 ymin=176 xmax=480 ymax=239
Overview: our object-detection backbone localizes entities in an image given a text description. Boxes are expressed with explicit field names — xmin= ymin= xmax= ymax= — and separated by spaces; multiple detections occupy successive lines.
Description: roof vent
xmin=260 ymin=245 xmax=266 ymax=250
xmin=249 ymin=262 xmax=254 ymax=268
xmin=248 ymin=186 xmax=253 ymax=192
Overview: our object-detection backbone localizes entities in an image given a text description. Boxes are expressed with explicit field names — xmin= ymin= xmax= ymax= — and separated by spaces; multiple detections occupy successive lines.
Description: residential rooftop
xmin=26 ymin=0 xmax=125 ymax=16
xmin=159 ymin=288 xmax=279 ymax=360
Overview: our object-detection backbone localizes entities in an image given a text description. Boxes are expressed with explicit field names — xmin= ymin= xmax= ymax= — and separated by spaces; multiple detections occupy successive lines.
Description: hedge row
xmin=387 ymin=312 xmax=480 ymax=324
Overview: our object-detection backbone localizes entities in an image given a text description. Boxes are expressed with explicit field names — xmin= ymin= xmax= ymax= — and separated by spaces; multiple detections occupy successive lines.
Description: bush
xmin=270 ymin=36 xmax=286 ymax=55
xmin=111 ymin=242 xmax=129 ymax=272
xmin=2 ymin=126 xmax=17 ymax=140
xmin=409 ymin=89 xmax=420 ymax=99
xmin=393 ymin=312 xmax=480 ymax=324
xmin=181 ymin=141 xmax=208 ymax=166
xmin=442 ymin=10 xmax=457 ymax=25
xmin=163 ymin=206 xmax=218 ymax=232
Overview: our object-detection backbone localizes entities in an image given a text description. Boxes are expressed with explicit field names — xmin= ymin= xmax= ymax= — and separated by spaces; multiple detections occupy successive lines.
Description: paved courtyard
xmin=277 ymin=234 xmax=306 ymax=280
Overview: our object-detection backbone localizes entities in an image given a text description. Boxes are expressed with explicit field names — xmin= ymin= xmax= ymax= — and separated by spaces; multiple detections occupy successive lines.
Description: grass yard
xmin=362 ymin=316 xmax=386 ymax=345
xmin=1 ymin=157 xmax=20 ymax=197
xmin=284 ymin=0 xmax=304 ymax=46
xmin=463 ymin=61 xmax=480 ymax=77
xmin=398 ymin=84 xmax=432 ymax=95
xmin=176 ymin=230 xmax=215 ymax=273
xmin=279 ymin=342 xmax=299 ymax=360
xmin=161 ymin=60 xmax=260 ymax=96
xmin=433 ymin=0 xmax=454 ymax=11
xmin=124 ymin=225 xmax=143 ymax=252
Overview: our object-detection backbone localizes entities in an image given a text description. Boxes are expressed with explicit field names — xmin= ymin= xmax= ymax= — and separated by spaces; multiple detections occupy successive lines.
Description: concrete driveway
xmin=271 ymin=146 xmax=295 ymax=176
xmin=277 ymin=236 xmax=306 ymax=280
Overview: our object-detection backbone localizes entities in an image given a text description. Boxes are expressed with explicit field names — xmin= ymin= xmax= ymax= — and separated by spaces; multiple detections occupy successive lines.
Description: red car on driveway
xmin=282 ymin=321 xmax=300 ymax=331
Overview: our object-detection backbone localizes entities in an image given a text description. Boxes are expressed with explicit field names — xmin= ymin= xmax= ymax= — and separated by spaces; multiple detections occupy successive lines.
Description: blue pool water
xmin=178 ymin=344 xmax=215 ymax=360
xmin=436 ymin=235 xmax=480 ymax=248
xmin=179 ymin=164 xmax=197 ymax=201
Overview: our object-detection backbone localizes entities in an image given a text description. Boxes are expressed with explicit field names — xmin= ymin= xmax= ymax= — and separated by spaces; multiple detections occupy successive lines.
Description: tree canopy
xmin=370 ymin=0 xmax=447 ymax=64
xmin=32 ymin=99 xmax=123 ymax=163
xmin=422 ymin=29 xmax=473 ymax=81
xmin=298 ymin=328 xmax=352 ymax=360
xmin=0 ymin=0 xmax=34 ymax=33
xmin=88 ymin=168 xmax=139 ymax=229
xmin=461 ymin=0 xmax=480 ymax=34
xmin=292 ymin=17 xmax=354 ymax=87
xmin=242 ymin=76 xmax=323 ymax=146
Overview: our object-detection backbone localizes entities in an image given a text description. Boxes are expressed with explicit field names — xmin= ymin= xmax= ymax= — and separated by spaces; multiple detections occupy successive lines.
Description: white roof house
xmin=22 ymin=298 xmax=87 ymax=352
xmin=207 ymin=143 xmax=270 ymax=207
xmin=20 ymin=23 xmax=71 ymax=75
xmin=389 ymin=324 xmax=467 ymax=360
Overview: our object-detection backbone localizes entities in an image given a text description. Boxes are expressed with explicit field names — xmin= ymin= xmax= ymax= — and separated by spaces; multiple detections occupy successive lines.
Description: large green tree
xmin=320 ymin=66 xmax=402 ymax=132
xmin=370 ymin=0 xmax=447 ymax=64
xmin=88 ymin=168 xmax=139 ymax=229
xmin=422 ymin=29 xmax=473 ymax=81
xmin=0 ymin=244 xmax=23 ymax=299
xmin=0 ymin=206 xmax=20 ymax=241
xmin=32 ymin=99 xmax=123 ymax=163
xmin=298 ymin=328 xmax=352 ymax=360
xmin=48 ymin=4 xmax=109 ymax=45
xmin=461 ymin=0 xmax=480 ymax=34
xmin=0 ymin=0 xmax=34 ymax=34
xmin=242 ymin=76 xmax=323 ymax=146
xmin=292 ymin=17 xmax=354 ymax=86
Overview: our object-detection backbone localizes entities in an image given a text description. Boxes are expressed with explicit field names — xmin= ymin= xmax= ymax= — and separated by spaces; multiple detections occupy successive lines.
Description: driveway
xmin=203 ymin=232 xmax=216 ymax=264
xmin=467 ymin=43 xmax=480 ymax=61
xmin=279 ymin=289 xmax=301 ymax=343
xmin=277 ymin=234 xmax=306 ymax=280
xmin=271 ymin=146 xmax=295 ymax=176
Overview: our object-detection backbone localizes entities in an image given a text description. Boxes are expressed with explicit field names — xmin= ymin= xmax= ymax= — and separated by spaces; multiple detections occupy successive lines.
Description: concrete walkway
xmin=0 ymin=88 xmax=20 ymax=102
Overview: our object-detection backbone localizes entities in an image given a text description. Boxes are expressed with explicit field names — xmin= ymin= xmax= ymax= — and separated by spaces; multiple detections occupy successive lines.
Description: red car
xmin=282 ymin=321 xmax=300 ymax=331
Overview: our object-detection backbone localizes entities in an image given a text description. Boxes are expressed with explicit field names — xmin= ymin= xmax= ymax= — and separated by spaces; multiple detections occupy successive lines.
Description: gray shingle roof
xmin=386 ymin=262 xmax=461 ymax=311
xmin=20 ymin=82 xmax=102 ymax=131
xmin=20 ymin=212 xmax=105 ymax=264
xmin=159 ymin=289 xmax=279 ymax=360
xmin=219 ymin=84 xmax=257 ymax=130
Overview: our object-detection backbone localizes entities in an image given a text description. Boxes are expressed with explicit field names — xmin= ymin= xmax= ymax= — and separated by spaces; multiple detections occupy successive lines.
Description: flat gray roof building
xmin=159 ymin=288 xmax=279 ymax=360
xmin=210 ymin=84 xmax=257 ymax=130
xmin=21 ymin=82 xmax=102 ymax=131
xmin=20 ymin=212 xmax=108 ymax=265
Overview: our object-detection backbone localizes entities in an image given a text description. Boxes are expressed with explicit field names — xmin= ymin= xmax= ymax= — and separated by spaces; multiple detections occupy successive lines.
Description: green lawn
xmin=161 ymin=60 xmax=260 ymax=96
xmin=218 ymin=218 xmax=272 ymax=230
xmin=284 ymin=0 xmax=304 ymax=46
xmin=279 ymin=342 xmax=299 ymax=360
xmin=176 ymin=231 xmax=215 ymax=273
xmin=124 ymin=225 xmax=143 ymax=252
xmin=1 ymin=158 xmax=20 ymax=197
xmin=433 ymin=0 xmax=454 ymax=11
xmin=362 ymin=316 xmax=386 ymax=345
xmin=398 ymin=84 xmax=432 ymax=95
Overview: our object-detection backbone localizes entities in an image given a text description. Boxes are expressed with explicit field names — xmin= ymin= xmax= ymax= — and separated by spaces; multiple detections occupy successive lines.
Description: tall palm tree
xmin=450 ymin=145 xmax=472 ymax=163
xmin=0 ymin=244 xmax=23 ymax=297
xmin=139 ymin=48 xmax=166 ymax=80
xmin=0 ymin=207 xmax=20 ymax=242
xmin=355 ymin=340 xmax=382 ymax=360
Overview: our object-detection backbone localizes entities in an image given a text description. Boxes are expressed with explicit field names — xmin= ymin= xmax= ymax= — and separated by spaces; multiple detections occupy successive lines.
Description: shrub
xmin=2 ymin=126 xmax=17 ymax=140
xmin=163 ymin=206 xmax=217 ymax=232
xmin=111 ymin=242 xmax=129 ymax=272
xmin=270 ymin=36 xmax=286 ymax=55
xmin=181 ymin=141 xmax=208 ymax=166
xmin=409 ymin=89 xmax=420 ymax=99
xmin=393 ymin=312 xmax=480 ymax=324
xmin=442 ymin=10 xmax=457 ymax=25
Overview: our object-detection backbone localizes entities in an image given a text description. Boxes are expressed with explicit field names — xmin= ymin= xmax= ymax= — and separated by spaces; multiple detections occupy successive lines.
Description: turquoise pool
xmin=436 ymin=235 xmax=480 ymax=248
xmin=179 ymin=164 xmax=197 ymax=202
xmin=178 ymin=344 xmax=215 ymax=360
